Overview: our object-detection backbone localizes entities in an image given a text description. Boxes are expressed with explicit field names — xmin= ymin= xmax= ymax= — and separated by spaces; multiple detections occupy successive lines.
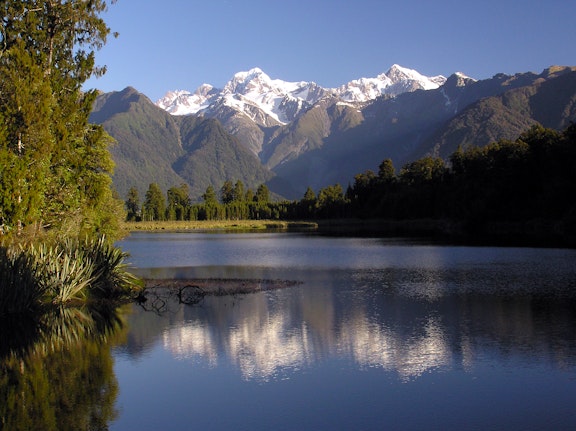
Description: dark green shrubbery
xmin=0 ymin=237 xmax=142 ymax=315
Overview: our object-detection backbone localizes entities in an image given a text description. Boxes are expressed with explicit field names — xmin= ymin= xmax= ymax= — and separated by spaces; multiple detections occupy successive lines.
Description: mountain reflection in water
xmin=124 ymin=265 xmax=576 ymax=382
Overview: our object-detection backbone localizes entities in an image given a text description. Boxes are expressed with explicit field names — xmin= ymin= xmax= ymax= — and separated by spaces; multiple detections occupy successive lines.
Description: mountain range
xmin=89 ymin=64 xmax=576 ymax=201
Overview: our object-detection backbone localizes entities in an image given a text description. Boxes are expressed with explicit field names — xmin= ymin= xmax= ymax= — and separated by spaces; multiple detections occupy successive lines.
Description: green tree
xmin=316 ymin=184 xmax=348 ymax=218
xmin=0 ymin=0 xmax=120 ymax=238
xmin=167 ymin=183 xmax=190 ymax=221
xmin=303 ymin=187 xmax=316 ymax=202
xmin=317 ymin=184 xmax=346 ymax=207
xmin=255 ymin=184 xmax=270 ymax=203
xmin=143 ymin=183 xmax=165 ymax=221
xmin=125 ymin=187 xmax=140 ymax=221
xmin=202 ymin=185 xmax=217 ymax=204
xmin=220 ymin=180 xmax=234 ymax=204
xmin=233 ymin=180 xmax=245 ymax=202
xmin=377 ymin=159 xmax=396 ymax=183
xmin=399 ymin=157 xmax=446 ymax=186
xmin=299 ymin=186 xmax=317 ymax=218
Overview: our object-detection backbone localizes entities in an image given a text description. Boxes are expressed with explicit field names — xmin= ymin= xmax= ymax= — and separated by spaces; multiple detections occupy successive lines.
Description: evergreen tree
xmin=378 ymin=159 xmax=396 ymax=183
xmin=220 ymin=180 xmax=234 ymax=204
xmin=317 ymin=184 xmax=346 ymax=208
xmin=303 ymin=187 xmax=316 ymax=202
xmin=125 ymin=187 xmax=141 ymax=221
xmin=202 ymin=185 xmax=217 ymax=204
xmin=233 ymin=180 xmax=245 ymax=202
xmin=300 ymin=187 xmax=317 ymax=218
xmin=143 ymin=183 xmax=165 ymax=221
xmin=255 ymin=184 xmax=270 ymax=203
xmin=167 ymin=183 xmax=190 ymax=220
xmin=0 ymin=0 xmax=120 ymax=238
xmin=399 ymin=157 xmax=446 ymax=186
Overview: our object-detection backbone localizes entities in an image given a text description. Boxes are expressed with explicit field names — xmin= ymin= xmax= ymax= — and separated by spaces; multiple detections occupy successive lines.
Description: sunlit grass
xmin=121 ymin=219 xmax=318 ymax=232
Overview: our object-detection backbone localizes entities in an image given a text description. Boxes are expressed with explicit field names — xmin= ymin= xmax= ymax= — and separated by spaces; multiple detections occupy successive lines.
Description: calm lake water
xmin=2 ymin=231 xmax=576 ymax=430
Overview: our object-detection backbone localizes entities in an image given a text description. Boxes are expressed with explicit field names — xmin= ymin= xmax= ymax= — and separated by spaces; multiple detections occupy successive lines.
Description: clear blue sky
xmin=84 ymin=0 xmax=576 ymax=102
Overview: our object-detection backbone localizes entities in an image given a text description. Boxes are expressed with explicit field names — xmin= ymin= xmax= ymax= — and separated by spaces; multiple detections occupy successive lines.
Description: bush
xmin=0 ymin=237 xmax=142 ymax=315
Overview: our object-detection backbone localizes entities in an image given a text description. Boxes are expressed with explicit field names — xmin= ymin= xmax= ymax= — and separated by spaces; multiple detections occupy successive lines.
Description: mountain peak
xmin=230 ymin=67 xmax=268 ymax=84
xmin=156 ymin=65 xmax=453 ymax=120
xmin=386 ymin=64 xmax=416 ymax=78
xmin=445 ymin=72 xmax=476 ymax=88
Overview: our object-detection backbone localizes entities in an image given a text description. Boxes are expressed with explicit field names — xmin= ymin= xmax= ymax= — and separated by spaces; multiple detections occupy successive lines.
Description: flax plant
xmin=0 ymin=236 xmax=142 ymax=315
xmin=0 ymin=247 xmax=45 ymax=314
xmin=80 ymin=236 xmax=143 ymax=299
xmin=28 ymin=243 xmax=95 ymax=305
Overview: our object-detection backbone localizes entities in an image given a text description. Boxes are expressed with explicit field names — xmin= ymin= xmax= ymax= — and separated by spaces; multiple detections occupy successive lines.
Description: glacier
xmin=156 ymin=65 xmax=451 ymax=125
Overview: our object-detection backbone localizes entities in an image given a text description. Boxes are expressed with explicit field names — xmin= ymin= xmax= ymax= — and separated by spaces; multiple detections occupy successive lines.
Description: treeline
xmin=346 ymin=124 xmax=576 ymax=225
xmin=125 ymin=124 xmax=576 ymax=233
xmin=125 ymin=181 xmax=317 ymax=222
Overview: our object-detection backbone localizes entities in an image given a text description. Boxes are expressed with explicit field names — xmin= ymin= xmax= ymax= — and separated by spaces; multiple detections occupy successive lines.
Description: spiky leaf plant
xmin=28 ymin=243 xmax=95 ymax=305
xmin=0 ymin=247 xmax=45 ymax=314
xmin=80 ymin=236 xmax=143 ymax=299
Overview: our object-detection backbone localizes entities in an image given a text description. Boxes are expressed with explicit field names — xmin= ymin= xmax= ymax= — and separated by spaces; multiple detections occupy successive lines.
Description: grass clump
xmin=0 ymin=237 xmax=142 ymax=315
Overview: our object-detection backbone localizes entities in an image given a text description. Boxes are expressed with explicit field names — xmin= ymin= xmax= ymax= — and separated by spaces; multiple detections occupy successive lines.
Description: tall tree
xmin=220 ymin=180 xmax=234 ymax=204
xmin=0 ymin=0 xmax=120 ymax=238
xmin=255 ymin=184 xmax=270 ymax=203
xmin=233 ymin=180 xmax=245 ymax=202
xmin=125 ymin=187 xmax=140 ymax=221
xmin=377 ymin=159 xmax=396 ymax=183
xmin=167 ymin=183 xmax=190 ymax=220
xmin=202 ymin=185 xmax=217 ymax=205
xmin=143 ymin=183 xmax=165 ymax=221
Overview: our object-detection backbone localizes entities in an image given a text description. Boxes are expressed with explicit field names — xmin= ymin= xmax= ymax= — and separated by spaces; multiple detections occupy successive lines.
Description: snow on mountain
xmin=156 ymin=84 xmax=218 ymax=115
xmin=335 ymin=64 xmax=446 ymax=102
xmin=156 ymin=65 xmax=449 ymax=124
xmin=217 ymin=67 xmax=329 ymax=124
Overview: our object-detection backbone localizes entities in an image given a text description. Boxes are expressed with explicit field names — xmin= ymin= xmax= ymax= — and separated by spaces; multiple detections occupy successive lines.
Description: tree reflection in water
xmin=0 ymin=304 xmax=128 ymax=431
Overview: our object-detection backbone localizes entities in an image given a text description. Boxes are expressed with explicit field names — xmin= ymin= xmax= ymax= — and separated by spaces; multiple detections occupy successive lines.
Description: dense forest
xmin=126 ymin=124 xmax=576 ymax=242
xmin=0 ymin=1 xmax=141 ymax=314
xmin=0 ymin=0 xmax=124 ymax=241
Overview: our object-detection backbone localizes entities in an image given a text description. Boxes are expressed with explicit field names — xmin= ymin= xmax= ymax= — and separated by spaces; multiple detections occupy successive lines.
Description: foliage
xmin=28 ymin=242 xmax=94 ymax=305
xmin=142 ymin=183 xmax=165 ymax=221
xmin=256 ymin=184 xmax=270 ymax=203
xmin=220 ymin=180 xmax=234 ymax=204
xmin=125 ymin=187 xmax=141 ymax=221
xmin=0 ymin=237 xmax=142 ymax=315
xmin=0 ymin=247 xmax=44 ymax=314
xmin=345 ymin=123 xmax=576 ymax=228
xmin=0 ymin=0 xmax=123 ymax=240
xmin=0 ymin=304 xmax=125 ymax=431
xmin=167 ymin=183 xmax=190 ymax=221
xmin=123 ymin=124 xmax=575 ymax=244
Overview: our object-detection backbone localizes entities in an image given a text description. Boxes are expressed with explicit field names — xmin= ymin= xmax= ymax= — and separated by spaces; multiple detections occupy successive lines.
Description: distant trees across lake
xmin=125 ymin=124 xmax=576 ymax=237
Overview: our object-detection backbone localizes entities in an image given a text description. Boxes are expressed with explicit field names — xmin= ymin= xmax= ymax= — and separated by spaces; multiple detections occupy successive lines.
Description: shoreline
xmin=121 ymin=218 xmax=576 ymax=248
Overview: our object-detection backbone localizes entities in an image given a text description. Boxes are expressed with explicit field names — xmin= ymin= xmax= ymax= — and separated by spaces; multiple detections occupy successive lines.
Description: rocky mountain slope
xmin=90 ymin=65 xmax=576 ymax=201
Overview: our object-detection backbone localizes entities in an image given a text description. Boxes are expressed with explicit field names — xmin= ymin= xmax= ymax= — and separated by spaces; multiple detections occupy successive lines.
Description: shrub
xmin=0 ymin=237 xmax=142 ymax=315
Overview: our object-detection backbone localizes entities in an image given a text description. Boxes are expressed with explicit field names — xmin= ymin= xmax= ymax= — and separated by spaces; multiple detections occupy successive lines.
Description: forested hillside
xmin=92 ymin=66 xmax=576 ymax=202
xmin=90 ymin=88 xmax=275 ymax=200
xmin=126 ymin=124 xmax=576 ymax=245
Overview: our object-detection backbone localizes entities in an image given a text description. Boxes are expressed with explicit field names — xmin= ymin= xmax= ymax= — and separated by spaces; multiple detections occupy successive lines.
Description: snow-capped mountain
xmin=156 ymin=84 xmax=219 ymax=116
xmin=157 ymin=67 xmax=329 ymax=125
xmin=156 ymin=65 xmax=448 ymax=125
xmin=335 ymin=64 xmax=447 ymax=102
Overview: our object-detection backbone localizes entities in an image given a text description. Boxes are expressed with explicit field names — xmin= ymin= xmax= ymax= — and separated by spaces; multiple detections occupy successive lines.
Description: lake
xmin=2 ymin=231 xmax=576 ymax=430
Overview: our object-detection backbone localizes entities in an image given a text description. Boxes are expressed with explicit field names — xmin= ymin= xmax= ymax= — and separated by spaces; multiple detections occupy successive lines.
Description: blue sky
xmin=84 ymin=0 xmax=576 ymax=102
